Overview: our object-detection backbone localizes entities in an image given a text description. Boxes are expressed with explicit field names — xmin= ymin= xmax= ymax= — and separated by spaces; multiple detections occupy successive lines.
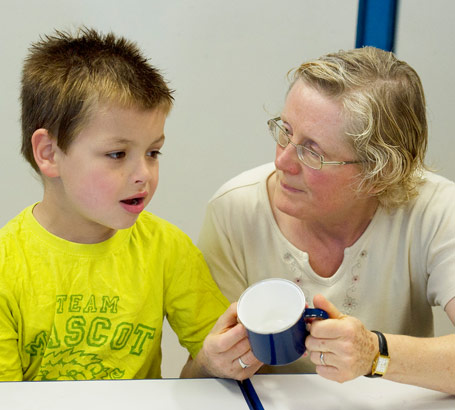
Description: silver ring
xmin=238 ymin=357 xmax=250 ymax=369
xmin=320 ymin=352 xmax=326 ymax=366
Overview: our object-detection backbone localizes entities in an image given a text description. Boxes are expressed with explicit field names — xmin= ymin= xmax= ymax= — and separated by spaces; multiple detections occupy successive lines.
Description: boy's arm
xmin=0 ymin=296 xmax=23 ymax=381
xmin=180 ymin=303 xmax=262 ymax=380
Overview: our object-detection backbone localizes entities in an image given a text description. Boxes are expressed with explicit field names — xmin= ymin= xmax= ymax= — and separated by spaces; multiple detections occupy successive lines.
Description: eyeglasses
xmin=268 ymin=117 xmax=362 ymax=170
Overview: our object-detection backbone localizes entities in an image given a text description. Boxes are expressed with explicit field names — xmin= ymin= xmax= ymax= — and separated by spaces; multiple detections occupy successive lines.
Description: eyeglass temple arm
xmin=323 ymin=160 xmax=363 ymax=165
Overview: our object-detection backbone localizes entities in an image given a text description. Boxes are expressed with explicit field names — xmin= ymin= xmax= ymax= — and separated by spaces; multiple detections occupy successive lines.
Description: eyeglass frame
xmin=268 ymin=117 xmax=362 ymax=170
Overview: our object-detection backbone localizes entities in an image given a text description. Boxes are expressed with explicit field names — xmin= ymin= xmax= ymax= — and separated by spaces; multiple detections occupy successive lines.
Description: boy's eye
xmin=107 ymin=151 xmax=125 ymax=159
xmin=148 ymin=150 xmax=162 ymax=159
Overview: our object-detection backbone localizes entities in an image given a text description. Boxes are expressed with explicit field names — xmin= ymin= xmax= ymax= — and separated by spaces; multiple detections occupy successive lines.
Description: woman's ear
xmin=31 ymin=129 xmax=60 ymax=178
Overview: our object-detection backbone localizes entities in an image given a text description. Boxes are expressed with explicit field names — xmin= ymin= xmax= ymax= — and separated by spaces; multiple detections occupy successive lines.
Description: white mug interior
xmin=237 ymin=278 xmax=305 ymax=334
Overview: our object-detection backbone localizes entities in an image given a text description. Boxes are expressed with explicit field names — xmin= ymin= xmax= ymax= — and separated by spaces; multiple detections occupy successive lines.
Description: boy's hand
xmin=181 ymin=303 xmax=262 ymax=380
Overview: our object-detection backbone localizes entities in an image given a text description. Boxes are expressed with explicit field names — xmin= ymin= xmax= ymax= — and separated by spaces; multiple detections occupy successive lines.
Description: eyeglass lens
xmin=269 ymin=119 xmax=321 ymax=169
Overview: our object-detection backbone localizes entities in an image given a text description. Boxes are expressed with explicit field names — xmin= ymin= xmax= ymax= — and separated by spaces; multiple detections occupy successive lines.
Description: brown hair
xmin=21 ymin=27 xmax=174 ymax=173
xmin=290 ymin=46 xmax=428 ymax=208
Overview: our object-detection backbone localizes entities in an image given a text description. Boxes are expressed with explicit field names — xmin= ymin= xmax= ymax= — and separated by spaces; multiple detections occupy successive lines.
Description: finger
xmin=310 ymin=351 xmax=351 ymax=383
xmin=309 ymin=351 xmax=347 ymax=383
xmin=308 ymin=318 xmax=346 ymax=340
xmin=309 ymin=350 xmax=337 ymax=367
xmin=315 ymin=362 xmax=344 ymax=382
xmin=210 ymin=302 xmax=239 ymax=334
xmin=211 ymin=322 xmax=249 ymax=353
xmin=234 ymin=354 xmax=263 ymax=381
xmin=309 ymin=311 xmax=362 ymax=341
xmin=238 ymin=349 xmax=261 ymax=368
xmin=314 ymin=353 xmax=359 ymax=384
xmin=309 ymin=295 xmax=349 ymax=339
xmin=310 ymin=350 xmax=325 ymax=366
xmin=313 ymin=294 xmax=344 ymax=319
xmin=236 ymin=362 xmax=263 ymax=380
xmin=222 ymin=333 xmax=251 ymax=358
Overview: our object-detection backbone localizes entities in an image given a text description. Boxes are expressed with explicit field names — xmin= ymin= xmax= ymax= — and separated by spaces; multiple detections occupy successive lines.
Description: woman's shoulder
xmin=209 ymin=162 xmax=275 ymax=203
xmin=418 ymin=171 xmax=455 ymax=202
xmin=385 ymin=171 xmax=455 ymax=223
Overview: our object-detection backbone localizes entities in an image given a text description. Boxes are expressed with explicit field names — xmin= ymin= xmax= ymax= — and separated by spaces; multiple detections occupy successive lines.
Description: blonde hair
xmin=21 ymin=27 xmax=174 ymax=173
xmin=290 ymin=47 xmax=428 ymax=208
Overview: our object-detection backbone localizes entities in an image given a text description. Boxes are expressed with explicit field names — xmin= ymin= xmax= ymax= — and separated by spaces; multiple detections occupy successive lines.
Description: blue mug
xmin=237 ymin=278 xmax=328 ymax=366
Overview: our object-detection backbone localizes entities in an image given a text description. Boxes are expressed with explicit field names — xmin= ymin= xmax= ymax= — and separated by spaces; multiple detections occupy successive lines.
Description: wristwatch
xmin=365 ymin=330 xmax=390 ymax=378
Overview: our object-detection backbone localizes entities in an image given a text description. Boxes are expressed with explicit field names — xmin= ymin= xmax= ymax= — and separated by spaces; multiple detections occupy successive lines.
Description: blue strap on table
xmin=237 ymin=379 xmax=264 ymax=410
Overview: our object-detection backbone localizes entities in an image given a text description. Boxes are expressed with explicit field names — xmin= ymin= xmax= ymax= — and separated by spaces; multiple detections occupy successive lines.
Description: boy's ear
xmin=31 ymin=128 xmax=60 ymax=178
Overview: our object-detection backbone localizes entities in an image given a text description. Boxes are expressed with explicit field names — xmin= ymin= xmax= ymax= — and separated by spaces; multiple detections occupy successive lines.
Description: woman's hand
xmin=305 ymin=294 xmax=378 ymax=382
xmin=181 ymin=302 xmax=262 ymax=380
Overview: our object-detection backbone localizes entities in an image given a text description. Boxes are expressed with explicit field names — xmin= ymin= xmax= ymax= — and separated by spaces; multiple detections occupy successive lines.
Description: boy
xmin=0 ymin=28 xmax=260 ymax=381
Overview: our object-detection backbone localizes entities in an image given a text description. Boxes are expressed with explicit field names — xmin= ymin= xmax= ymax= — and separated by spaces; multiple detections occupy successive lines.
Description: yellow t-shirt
xmin=0 ymin=205 xmax=229 ymax=381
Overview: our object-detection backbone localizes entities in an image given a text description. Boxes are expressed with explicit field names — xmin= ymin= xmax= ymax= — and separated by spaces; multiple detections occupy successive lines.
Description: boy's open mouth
xmin=121 ymin=198 xmax=144 ymax=206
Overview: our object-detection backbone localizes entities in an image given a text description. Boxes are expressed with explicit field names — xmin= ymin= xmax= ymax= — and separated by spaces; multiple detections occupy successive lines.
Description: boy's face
xmin=47 ymin=104 xmax=166 ymax=242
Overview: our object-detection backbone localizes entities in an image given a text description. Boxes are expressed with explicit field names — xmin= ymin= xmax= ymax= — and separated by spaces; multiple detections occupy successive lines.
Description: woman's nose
xmin=275 ymin=144 xmax=301 ymax=175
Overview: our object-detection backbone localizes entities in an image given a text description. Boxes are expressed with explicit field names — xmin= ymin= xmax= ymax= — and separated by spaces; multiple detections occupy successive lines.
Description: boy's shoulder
xmin=0 ymin=206 xmax=35 ymax=263
xmin=0 ymin=207 xmax=194 ymax=252
xmin=135 ymin=210 xmax=182 ymax=232
xmin=0 ymin=206 xmax=33 ymax=240
xmin=134 ymin=210 xmax=194 ymax=246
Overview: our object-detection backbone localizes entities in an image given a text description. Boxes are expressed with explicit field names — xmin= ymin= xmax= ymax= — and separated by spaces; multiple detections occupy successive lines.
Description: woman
xmin=198 ymin=47 xmax=455 ymax=393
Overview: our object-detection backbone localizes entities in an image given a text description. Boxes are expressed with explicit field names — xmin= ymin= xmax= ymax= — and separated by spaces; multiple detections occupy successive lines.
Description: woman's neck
xmin=267 ymin=172 xmax=378 ymax=276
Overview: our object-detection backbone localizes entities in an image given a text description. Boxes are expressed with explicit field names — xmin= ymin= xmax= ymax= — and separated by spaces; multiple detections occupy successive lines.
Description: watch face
xmin=376 ymin=355 xmax=389 ymax=374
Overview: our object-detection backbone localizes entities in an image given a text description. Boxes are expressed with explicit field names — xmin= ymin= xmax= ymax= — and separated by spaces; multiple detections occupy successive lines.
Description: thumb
xmin=313 ymin=294 xmax=344 ymax=319
xmin=211 ymin=302 xmax=239 ymax=334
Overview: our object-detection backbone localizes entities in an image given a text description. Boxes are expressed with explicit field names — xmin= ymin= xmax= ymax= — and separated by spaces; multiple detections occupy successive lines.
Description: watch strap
xmin=365 ymin=330 xmax=389 ymax=378
xmin=372 ymin=330 xmax=388 ymax=356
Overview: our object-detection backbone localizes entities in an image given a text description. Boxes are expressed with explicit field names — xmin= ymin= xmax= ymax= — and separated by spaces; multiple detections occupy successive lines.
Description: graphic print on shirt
xmin=343 ymin=250 xmax=367 ymax=314
xmin=24 ymin=294 xmax=156 ymax=380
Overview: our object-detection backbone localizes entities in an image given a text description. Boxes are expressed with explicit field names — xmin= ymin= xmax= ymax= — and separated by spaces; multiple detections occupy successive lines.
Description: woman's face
xmin=271 ymin=79 xmax=368 ymax=224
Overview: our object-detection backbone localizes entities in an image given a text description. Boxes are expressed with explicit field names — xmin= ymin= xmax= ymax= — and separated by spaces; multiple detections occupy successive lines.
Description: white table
xmin=1 ymin=375 xmax=454 ymax=409
xmin=249 ymin=374 xmax=455 ymax=409
xmin=0 ymin=378 xmax=250 ymax=410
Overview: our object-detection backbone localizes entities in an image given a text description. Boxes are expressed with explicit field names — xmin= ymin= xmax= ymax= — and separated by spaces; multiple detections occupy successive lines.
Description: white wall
xmin=396 ymin=0 xmax=455 ymax=348
xmin=0 ymin=0 xmax=453 ymax=378
xmin=396 ymin=0 xmax=455 ymax=180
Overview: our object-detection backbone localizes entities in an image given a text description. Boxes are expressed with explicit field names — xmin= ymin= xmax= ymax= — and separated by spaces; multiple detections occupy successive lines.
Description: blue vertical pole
xmin=356 ymin=0 xmax=399 ymax=52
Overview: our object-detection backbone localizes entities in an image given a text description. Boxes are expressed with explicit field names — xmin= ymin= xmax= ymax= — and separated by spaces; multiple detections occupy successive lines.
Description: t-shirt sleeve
xmin=163 ymin=231 xmax=229 ymax=359
xmin=423 ymin=179 xmax=455 ymax=310
xmin=0 ymin=254 xmax=24 ymax=381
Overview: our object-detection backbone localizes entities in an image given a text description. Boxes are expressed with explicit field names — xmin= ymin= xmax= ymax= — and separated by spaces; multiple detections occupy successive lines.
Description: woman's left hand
xmin=183 ymin=302 xmax=262 ymax=380
xmin=305 ymin=294 xmax=378 ymax=382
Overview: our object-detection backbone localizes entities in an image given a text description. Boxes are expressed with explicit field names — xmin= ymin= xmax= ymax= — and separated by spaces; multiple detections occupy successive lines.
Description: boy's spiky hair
xmin=21 ymin=27 xmax=174 ymax=173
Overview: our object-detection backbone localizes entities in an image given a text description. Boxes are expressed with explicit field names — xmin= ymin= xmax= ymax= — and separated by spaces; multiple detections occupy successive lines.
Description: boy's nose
xmin=132 ymin=160 xmax=153 ymax=184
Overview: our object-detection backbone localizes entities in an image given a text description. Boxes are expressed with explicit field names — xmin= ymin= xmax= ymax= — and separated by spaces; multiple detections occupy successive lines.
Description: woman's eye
xmin=307 ymin=149 xmax=321 ymax=159
xmin=148 ymin=150 xmax=162 ymax=159
xmin=107 ymin=151 xmax=125 ymax=159
xmin=304 ymin=141 xmax=322 ymax=156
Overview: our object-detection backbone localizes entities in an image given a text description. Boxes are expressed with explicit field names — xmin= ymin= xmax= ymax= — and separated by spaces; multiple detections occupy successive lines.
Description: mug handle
xmin=303 ymin=308 xmax=329 ymax=322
